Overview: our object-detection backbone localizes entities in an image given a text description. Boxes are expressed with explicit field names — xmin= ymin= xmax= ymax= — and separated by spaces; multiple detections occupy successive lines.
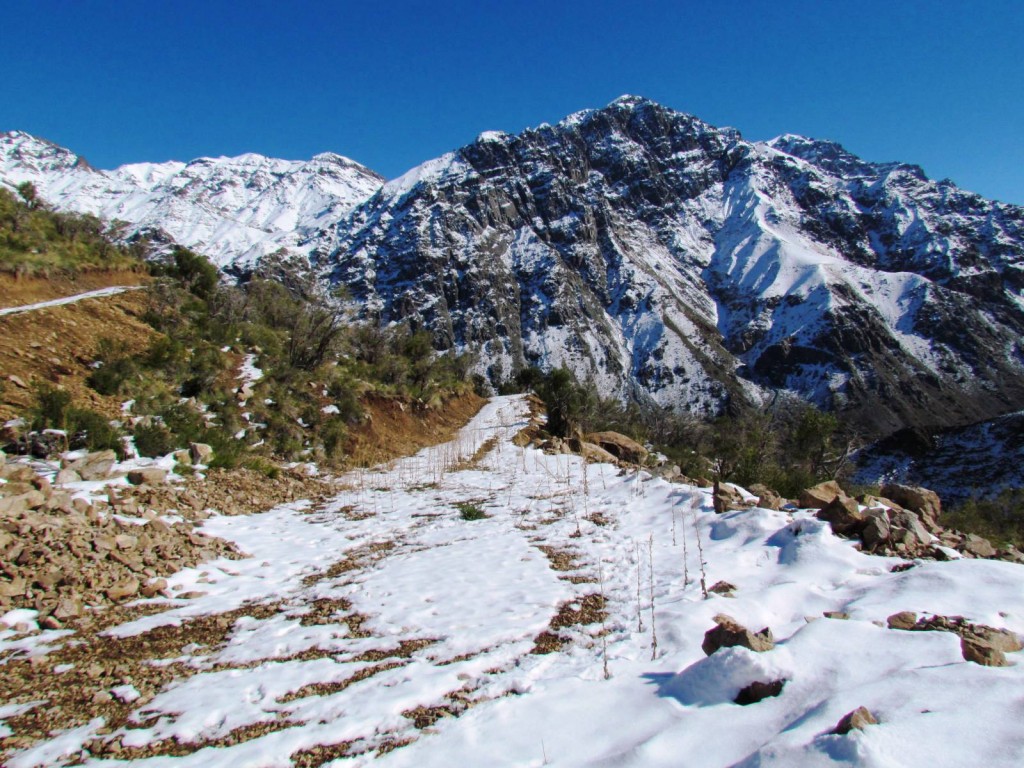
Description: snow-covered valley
xmin=4 ymin=395 xmax=1023 ymax=767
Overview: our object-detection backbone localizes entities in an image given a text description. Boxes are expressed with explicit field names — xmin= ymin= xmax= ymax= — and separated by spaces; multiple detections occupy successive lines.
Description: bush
xmin=67 ymin=408 xmax=123 ymax=456
xmin=133 ymin=421 xmax=176 ymax=458
xmin=456 ymin=502 xmax=488 ymax=521
xmin=31 ymin=383 xmax=72 ymax=430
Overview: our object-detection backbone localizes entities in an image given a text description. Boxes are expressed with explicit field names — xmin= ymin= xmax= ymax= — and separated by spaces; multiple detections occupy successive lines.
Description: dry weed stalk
xmin=635 ymin=541 xmax=645 ymax=633
xmin=692 ymin=499 xmax=709 ymax=599
xmin=648 ymin=534 xmax=657 ymax=661
xmin=598 ymin=559 xmax=611 ymax=680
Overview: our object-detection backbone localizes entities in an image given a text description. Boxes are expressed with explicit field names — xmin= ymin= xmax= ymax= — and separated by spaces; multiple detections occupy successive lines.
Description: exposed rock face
xmin=322 ymin=96 xmax=1024 ymax=435
xmin=584 ymin=431 xmax=648 ymax=464
xmin=799 ymin=481 xmax=844 ymax=510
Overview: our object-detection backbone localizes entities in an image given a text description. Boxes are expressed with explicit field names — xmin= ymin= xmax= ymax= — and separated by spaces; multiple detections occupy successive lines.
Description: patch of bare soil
xmin=0 ymin=601 xmax=281 ymax=761
xmin=346 ymin=392 xmax=486 ymax=467
xmin=531 ymin=594 xmax=607 ymax=655
xmin=0 ymin=270 xmax=149 ymax=309
xmin=0 ymin=284 xmax=157 ymax=421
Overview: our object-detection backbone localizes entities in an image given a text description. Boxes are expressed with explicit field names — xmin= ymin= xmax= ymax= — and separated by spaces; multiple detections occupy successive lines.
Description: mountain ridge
xmin=4 ymin=97 xmax=1024 ymax=437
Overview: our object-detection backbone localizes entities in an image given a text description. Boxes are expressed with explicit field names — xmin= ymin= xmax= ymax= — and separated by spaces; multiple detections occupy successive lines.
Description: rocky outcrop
xmin=322 ymin=97 xmax=1024 ymax=435
xmin=886 ymin=611 xmax=1022 ymax=667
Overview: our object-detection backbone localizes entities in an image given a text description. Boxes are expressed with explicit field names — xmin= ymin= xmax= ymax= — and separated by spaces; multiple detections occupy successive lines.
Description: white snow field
xmin=0 ymin=286 xmax=141 ymax=317
xmin=3 ymin=395 xmax=1024 ymax=766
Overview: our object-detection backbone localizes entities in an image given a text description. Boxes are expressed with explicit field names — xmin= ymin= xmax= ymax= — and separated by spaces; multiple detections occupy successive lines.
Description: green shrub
xmin=456 ymin=501 xmax=488 ymax=521
xmin=67 ymin=408 xmax=123 ymax=456
xmin=31 ymin=383 xmax=72 ymax=430
xmin=133 ymin=421 xmax=176 ymax=458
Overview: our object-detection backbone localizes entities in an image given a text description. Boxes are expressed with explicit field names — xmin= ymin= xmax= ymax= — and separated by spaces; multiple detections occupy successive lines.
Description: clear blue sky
xmin=3 ymin=1 xmax=1022 ymax=204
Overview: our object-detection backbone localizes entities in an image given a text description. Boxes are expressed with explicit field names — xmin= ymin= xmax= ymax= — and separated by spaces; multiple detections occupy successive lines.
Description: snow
xmin=0 ymin=286 xmax=141 ymax=317
xmin=4 ymin=395 xmax=1023 ymax=766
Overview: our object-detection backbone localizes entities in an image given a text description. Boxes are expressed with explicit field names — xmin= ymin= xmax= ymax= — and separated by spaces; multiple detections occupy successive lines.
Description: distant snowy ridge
xmin=0 ymin=130 xmax=384 ymax=268
xmin=322 ymin=95 xmax=1024 ymax=435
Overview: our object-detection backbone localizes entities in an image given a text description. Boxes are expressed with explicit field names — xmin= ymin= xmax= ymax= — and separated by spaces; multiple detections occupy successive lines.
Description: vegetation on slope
xmin=0 ymin=183 xmax=144 ymax=275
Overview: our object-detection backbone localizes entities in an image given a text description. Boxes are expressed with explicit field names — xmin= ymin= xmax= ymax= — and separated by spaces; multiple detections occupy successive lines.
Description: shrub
xmin=456 ymin=501 xmax=488 ymax=521
xmin=67 ymin=408 xmax=123 ymax=456
xmin=133 ymin=421 xmax=176 ymax=458
xmin=31 ymin=383 xmax=72 ymax=430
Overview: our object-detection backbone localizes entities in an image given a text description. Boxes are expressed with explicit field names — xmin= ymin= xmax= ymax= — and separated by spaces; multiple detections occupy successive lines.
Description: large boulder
xmin=584 ymin=431 xmax=647 ymax=465
xmin=880 ymin=483 xmax=942 ymax=530
xmin=578 ymin=441 xmax=619 ymax=464
xmin=702 ymin=614 xmax=775 ymax=655
xmin=63 ymin=450 xmax=118 ymax=481
xmin=816 ymin=496 xmax=866 ymax=536
xmin=798 ymin=481 xmax=844 ymax=510
xmin=713 ymin=481 xmax=752 ymax=514
xmin=748 ymin=483 xmax=783 ymax=511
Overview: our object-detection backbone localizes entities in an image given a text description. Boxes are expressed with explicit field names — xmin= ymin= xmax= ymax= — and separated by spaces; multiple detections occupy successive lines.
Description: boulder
xmin=172 ymin=450 xmax=192 ymax=466
xmin=831 ymin=706 xmax=878 ymax=735
xmin=860 ymin=510 xmax=891 ymax=549
xmin=189 ymin=443 xmax=214 ymax=465
xmin=578 ymin=441 xmax=619 ymax=465
xmin=888 ymin=510 xmax=933 ymax=550
xmin=0 ymin=463 xmax=35 ymax=483
xmin=64 ymin=450 xmax=118 ymax=481
xmin=816 ymin=496 xmax=866 ymax=536
xmin=54 ymin=469 xmax=82 ymax=486
xmin=880 ymin=483 xmax=942 ymax=531
xmin=887 ymin=611 xmax=918 ymax=631
xmin=749 ymin=483 xmax=782 ymax=511
xmin=106 ymin=578 xmax=140 ymax=602
xmin=584 ymin=431 xmax=647 ymax=465
xmin=702 ymin=614 xmax=775 ymax=655
xmin=127 ymin=468 xmax=169 ymax=486
xmin=961 ymin=637 xmax=1009 ymax=667
xmin=798 ymin=481 xmax=844 ymax=510
xmin=961 ymin=534 xmax=997 ymax=559
xmin=713 ymin=481 xmax=751 ymax=514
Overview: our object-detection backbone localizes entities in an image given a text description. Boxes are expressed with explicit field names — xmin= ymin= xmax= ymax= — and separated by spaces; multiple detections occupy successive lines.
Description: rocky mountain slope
xmin=5 ymin=98 xmax=1024 ymax=437
xmin=321 ymin=96 xmax=1024 ymax=436
xmin=0 ymin=131 xmax=384 ymax=268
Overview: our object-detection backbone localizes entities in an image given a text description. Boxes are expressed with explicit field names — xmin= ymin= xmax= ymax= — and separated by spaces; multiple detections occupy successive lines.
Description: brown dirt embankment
xmin=0 ymin=269 xmax=151 ymax=310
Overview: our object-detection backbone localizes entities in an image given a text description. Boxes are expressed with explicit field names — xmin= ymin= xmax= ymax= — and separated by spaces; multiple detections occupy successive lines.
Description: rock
xmin=106 ymin=579 xmax=140 ymax=602
xmin=961 ymin=637 xmax=1010 ymax=667
xmin=961 ymin=534 xmax=997 ymax=559
xmin=888 ymin=510 xmax=932 ymax=549
xmin=578 ymin=441 xmax=619 ymax=464
xmin=880 ymin=483 xmax=942 ymax=530
xmin=40 ymin=615 xmax=62 ymax=630
xmin=832 ymin=706 xmax=878 ymax=735
xmin=127 ymin=468 xmax=169 ymax=486
xmin=713 ymin=481 xmax=751 ymax=514
xmin=798 ymin=481 xmax=844 ymax=510
xmin=64 ymin=450 xmax=118 ymax=481
xmin=734 ymin=679 xmax=786 ymax=705
xmin=54 ymin=468 xmax=82 ymax=486
xmin=749 ymin=483 xmax=782 ymax=510
xmin=0 ymin=463 xmax=35 ymax=483
xmin=823 ymin=611 xmax=850 ymax=620
xmin=702 ymin=614 xmax=775 ymax=655
xmin=53 ymin=595 xmax=82 ymax=619
xmin=816 ymin=496 xmax=866 ymax=536
xmin=709 ymin=581 xmax=737 ymax=595
xmin=584 ymin=431 xmax=647 ymax=465
xmin=0 ymin=491 xmax=46 ymax=515
xmin=887 ymin=611 xmax=918 ymax=631
xmin=7 ymin=374 xmax=28 ymax=389
xmin=141 ymin=578 xmax=168 ymax=598
xmin=972 ymin=626 xmax=1024 ymax=653
xmin=860 ymin=511 xmax=891 ymax=549
xmin=189 ymin=443 xmax=214 ymax=465
xmin=172 ymin=450 xmax=192 ymax=466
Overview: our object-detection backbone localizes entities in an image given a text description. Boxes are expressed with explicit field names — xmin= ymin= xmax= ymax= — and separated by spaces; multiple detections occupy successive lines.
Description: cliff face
xmin=320 ymin=97 xmax=1024 ymax=434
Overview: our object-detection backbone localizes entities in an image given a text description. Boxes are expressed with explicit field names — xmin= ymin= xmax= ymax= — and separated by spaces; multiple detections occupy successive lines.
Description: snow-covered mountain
xmin=5 ymin=97 xmax=1024 ymax=436
xmin=0 ymin=130 xmax=384 ymax=268
xmin=320 ymin=96 xmax=1024 ymax=436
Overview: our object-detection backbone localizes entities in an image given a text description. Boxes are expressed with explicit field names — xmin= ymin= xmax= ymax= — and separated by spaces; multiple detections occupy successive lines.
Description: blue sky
xmin=3 ymin=1 xmax=1022 ymax=203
